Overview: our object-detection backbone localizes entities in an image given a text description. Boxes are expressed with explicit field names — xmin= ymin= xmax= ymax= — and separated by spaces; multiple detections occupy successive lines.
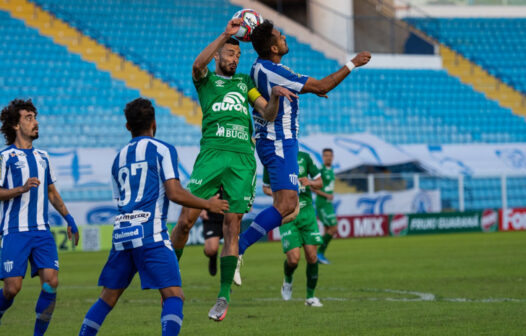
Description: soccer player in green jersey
xmin=263 ymin=151 xmax=323 ymax=307
xmin=313 ymin=148 xmax=337 ymax=264
xmin=170 ymin=18 xmax=296 ymax=322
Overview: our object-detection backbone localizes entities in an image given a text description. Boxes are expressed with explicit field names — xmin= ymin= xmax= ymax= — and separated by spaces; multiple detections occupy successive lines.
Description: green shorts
xmin=317 ymin=202 xmax=338 ymax=227
xmin=187 ymin=148 xmax=256 ymax=213
xmin=279 ymin=205 xmax=322 ymax=253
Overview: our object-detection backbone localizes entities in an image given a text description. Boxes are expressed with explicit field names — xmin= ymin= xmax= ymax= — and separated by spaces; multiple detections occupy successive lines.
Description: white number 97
xmin=117 ymin=161 xmax=148 ymax=206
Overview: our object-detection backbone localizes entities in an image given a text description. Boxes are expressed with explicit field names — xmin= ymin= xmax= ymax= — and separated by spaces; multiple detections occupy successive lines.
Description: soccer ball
xmin=232 ymin=9 xmax=264 ymax=42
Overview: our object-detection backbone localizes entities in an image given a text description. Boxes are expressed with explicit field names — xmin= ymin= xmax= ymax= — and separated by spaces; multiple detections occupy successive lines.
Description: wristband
xmin=65 ymin=214 xmax=78 ymax=234
xmin=346 ymin=61 xmax=355 ymax=72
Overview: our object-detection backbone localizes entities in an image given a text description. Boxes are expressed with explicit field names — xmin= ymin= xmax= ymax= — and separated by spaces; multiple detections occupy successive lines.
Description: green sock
xmin=318 ymin=233 xmax=333 ymax=255
xmin=174 ymin=248 xmax=184 ymax=261
xmin=283 ymin=260 xmax=297 ymax=284
xmin=306 ymin=262 xmax=319 ymax=299
xmin=218 ymin=256 xmax=237 ymax=302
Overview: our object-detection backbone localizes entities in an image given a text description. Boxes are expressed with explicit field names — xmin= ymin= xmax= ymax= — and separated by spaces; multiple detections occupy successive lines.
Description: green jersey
xmin=193 ymin=69 xmax=261 ymax=154
xmin=315 ymin=165 xmax=335 ymax=207
xmin=264 ymin=151 xmax=320 ymax=209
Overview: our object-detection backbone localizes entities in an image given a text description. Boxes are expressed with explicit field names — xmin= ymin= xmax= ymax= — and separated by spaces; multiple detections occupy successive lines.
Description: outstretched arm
xmin=301 ymin=51 xmax=371 ymax=97
xmin=253 ymin=86 xmax=298 ymax=121
xmin=299 ymin=176 xmax=323 ymax=190
xmin=192 ymin=18 xmax=243 ymax=81
xmin=164 ymin=178 xmax=229 ymax=213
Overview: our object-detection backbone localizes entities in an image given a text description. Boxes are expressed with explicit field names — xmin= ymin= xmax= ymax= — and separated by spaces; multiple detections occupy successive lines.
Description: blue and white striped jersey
xmin=251 ymin=58 xmax=309 ymax=141
xmin=111 ymin=136 xmax=179 ymax=251
xmin=0 ymin=146 xmax=56 ymax=235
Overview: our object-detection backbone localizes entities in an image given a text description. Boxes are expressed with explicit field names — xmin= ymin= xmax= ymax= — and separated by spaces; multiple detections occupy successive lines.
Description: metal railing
xmin=336 ymin=172 xmax=526 ymax=212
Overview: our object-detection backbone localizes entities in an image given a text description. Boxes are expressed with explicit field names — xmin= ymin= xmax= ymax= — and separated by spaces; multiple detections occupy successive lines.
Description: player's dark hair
xmin=225 ymin=37 xmax=240 ymax=46
xmin=124 ymin=98 xmax=155 ymax=137
xmin=251 ymin=20 xmax=275 ymax=59
xmin=323 ymin=148 xmax=333 ymax=154
xmin=0 ymin=99 xmax=37 ymax=145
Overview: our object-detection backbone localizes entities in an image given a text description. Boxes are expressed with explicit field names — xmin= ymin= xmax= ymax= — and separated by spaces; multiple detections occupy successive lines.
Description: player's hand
xmin=21 ymin=177 xmax=40 ymax=192
xmin=299 ymin=177 xmax=311 ymax=186
xmin=65 ymin=214 xmax=79 ymax=246
xmin=327 ymin=194 xmax=334 ymax=201
xmin=271 ymin=86 xmax=298 ymax=102
xmin=207 ymin=194 xmax=229 ymax=214
xmin=199 ymin=209 xmax=209 ymax=220
xmin=225 ymin=18 xmax=243 ymax=36
xmin=351 ymin=51 xmax=371 ymax=67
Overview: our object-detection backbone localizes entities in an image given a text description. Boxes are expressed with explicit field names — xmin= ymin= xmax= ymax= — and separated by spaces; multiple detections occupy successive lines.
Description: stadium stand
xmin=406 ymin=18 xmax=526 ymax=94
xmin=2 ymin=0 xmax=526 ymax=209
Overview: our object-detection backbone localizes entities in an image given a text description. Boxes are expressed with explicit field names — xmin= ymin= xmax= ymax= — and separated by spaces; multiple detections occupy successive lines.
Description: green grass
xmin=2 ymin=231 xmax=526 ymax=335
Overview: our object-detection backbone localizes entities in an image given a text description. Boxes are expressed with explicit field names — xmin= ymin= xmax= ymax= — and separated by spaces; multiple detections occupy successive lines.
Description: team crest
xmin=289 ymin=173 xmax=298 ymax=186
xmin=4 ymin=260 xmax=13 ymax=273
xmin=237 ymin=83 xmax=248 ymax=93
xmin=15 ymin=161 xmax=26 ymax=169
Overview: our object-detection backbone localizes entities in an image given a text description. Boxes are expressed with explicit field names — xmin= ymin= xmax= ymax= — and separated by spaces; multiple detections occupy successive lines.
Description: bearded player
xmin=170 ymin=18 xmax=296 ymax=321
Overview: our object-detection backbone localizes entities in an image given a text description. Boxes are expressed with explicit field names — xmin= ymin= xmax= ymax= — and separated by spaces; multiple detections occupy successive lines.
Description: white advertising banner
xmin=298 ymin=133 xmax=416 ymax=173
xmin=401 ymin=143 xmax=526 ymax=177
xmin=333 ymin=188 xmax=441 ymax=215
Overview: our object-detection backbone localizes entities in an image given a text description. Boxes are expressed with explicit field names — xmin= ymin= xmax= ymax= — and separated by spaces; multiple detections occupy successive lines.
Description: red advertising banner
xmin=499 ymin=208 xmax=526 ymax=231
xmin=335 ymin=215 xmax=389 ymax=238
xmin=267 ymin=214 xmax=389 ymax=241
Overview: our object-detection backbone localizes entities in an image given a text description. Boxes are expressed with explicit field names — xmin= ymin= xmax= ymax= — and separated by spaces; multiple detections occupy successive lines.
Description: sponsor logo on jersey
xmin=212 ymin=92 xmax=248 ymax=115
xmin=215 ymin=123 xmax=249 ymax=141
xmin=4 ymin=260 xmax=13 ymax=273
xmin=54 ymin=260 xmax=59 ymax=269
xmin=215 ymin=80 xmax=225 ymax=87
xmin=113 ymin=225 xmax=145 ymax=243
xmin=216 ymin=124 xmax=225 ymax=137
xmin=237 ymin=83 xmax=248 ymax=93
xmin=189 ymin=178 xmax=203 ymax=186
xmin=15 ymin=160 xmax=26 ymax=169
xmin=115 ymin=210 xmax=151 ymax=224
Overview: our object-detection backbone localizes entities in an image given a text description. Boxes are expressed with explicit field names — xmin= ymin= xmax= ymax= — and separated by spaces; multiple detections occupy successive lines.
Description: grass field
xmin=2 ymin=231 xmax=526 ymax=335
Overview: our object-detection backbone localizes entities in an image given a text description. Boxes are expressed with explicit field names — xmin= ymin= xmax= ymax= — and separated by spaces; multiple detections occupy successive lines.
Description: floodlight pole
xmin=501 ymin=174 xmax=507 ymax=211
xmin=458 ymin=174 xmax=464 ymax=212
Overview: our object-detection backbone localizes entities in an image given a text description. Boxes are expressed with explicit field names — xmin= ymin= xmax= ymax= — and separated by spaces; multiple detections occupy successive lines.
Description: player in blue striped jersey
xmin=0 ymin=99 xmax=79 ymax=335
xmin=237 ymin=20 xmax=370 ymax=261
xmin=79 ymin=98 xmax=228 ymax=336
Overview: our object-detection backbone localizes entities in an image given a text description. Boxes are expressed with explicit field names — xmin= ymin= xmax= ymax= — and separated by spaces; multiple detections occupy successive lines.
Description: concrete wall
xmin=307 ymin=0 xmax=354 ymax=52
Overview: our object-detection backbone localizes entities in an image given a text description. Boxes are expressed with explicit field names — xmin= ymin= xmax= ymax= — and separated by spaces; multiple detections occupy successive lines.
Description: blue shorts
xmin=98 ymin=241 xmax=181 ymax=290
xmin=256 ymin=138 xmax=299 ymax=192
xmin=0 ymin=230 xmax=59 ymax=279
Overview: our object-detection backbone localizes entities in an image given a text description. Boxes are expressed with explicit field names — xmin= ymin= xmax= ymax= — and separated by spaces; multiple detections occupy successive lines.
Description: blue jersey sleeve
xmin=158 ymin=144 xmax=179 ymax=182
xmin=260 ymin=62 xmax=309 ymax=93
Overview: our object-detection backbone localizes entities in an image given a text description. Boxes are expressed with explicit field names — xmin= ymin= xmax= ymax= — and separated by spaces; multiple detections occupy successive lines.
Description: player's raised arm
xmin=253 ymin=86 xmax=298 ymax=121
xmin=301 ymin=51 xmax=371 ymax=97
xmin=192 ymin=18 xmax=243 ymax=81
xmin=164 ymin=178 xmax=229 ymax=213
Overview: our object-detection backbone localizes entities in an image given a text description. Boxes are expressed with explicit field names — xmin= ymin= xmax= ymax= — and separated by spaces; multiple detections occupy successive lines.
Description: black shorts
xmin=203 ymin=212 xmax=224 ymax=240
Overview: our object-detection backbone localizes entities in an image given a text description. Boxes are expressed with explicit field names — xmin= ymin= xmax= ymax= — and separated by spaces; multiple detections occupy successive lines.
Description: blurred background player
xmin=0 ymin=99 xmax=79 ymax=335
xmin=78 ymin=98 xmax=227 ymax=336
xmin=262 ymin=151 xmax=323 ymax=307
xmin=237 ymin=20 xmax=371 ymax=259
xmin=201 ymin=188 xmax=225 ymax=276
xmin=169 ymin=18 xmax=296 ymax=322
xmin=314 ymin=148 xmax=337 ymax=264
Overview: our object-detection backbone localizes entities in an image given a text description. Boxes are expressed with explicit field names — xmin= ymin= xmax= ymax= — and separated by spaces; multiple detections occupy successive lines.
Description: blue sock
xmin=161 ymin=296 xmax=183 ymax=336
xmin=34 ymin=288 xmax=57 ymax=336
xmin=0 ymin=288 xmax=14 ymax=320
xmin=79 ymin=298 xmax=112 ymax=336
xmin=239 ymin=206 xmax=282 ymax=255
